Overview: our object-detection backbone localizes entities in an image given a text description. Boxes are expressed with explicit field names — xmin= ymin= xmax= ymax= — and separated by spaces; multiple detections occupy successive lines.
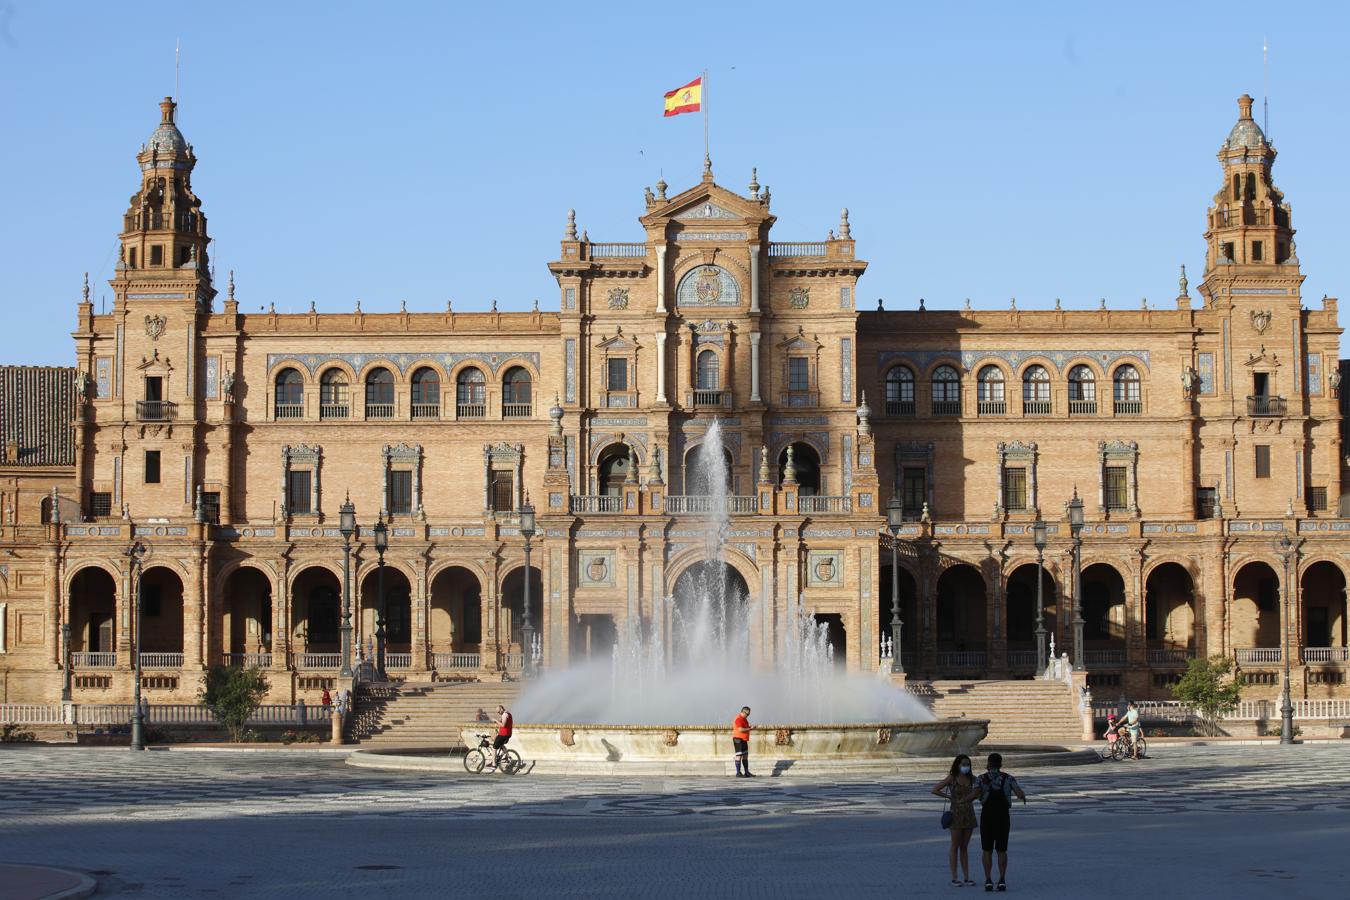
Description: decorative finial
xmin=491 ymin=298 xmax=498 ymax=312
xmin=565 ymin=209 xmax=577 ymax=239
xmin=1055 ymin=297 xmax=1062 ymax=310
xmin=656 ymin=177 xmax=668 ymax=201
xmin=647 ymin=446 xmax=664 ymax=485
xmin=749 ymin=167 xmax=759 ymax=198
xmin=548 ymin=393 xmax=564 ymax=436
xmin=227 ymin=270 xmax=235 ymax=301
xmin=626 ymin=445 xmax=640 ymax=484
xmin=857 ymin=390 xmax=872 ymax=436
xmin=1010 ymin=297 xmax=1017 ymax=310
xmin=783 ymin=445 xmax=798 ymax=485
xmin=1179 ymin=264 xmax=1189 ymax=297
xmin=758 ymin=445 xmax=772 ymax=484
xmin=839 ymin=208 xmax=851 ymax=239
xmin=828 ymin=229 xmax=835 ymax=241
xmin=400 ymin=299 xmax=407 ymax=313
xmin=581 ymin=229 xmax=588 ymax=243
xmin=921 ymin=501 xmax=931 ymax=524
xmin=82 ymin=272 xmax=90 ymax=303
xmin=918 ymin=297 xmax=926 ymax=312
xmin=309 ymin=299 xmax=316 ymax=313
xmin=1099 ymin=297 xmax=1107 ymax=310
xmin=964 ymin=297 xmax=972 ymax=311
xmin=877 ymin=297 xmax=884 ymax=311
xmin=355 ymin=298 xmax=362 ymax=312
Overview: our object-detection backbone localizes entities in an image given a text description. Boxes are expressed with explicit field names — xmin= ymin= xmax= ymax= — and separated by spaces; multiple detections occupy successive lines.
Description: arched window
xmin=930 ymin=365 xmax=960 ymax=415
xmin=319 ymin=369 xmax=349 ymax=419
xmin=1022 ymin=364 xmax=1051 ymax=415
xmin=885 ymin=366 xmax=915 ymax=415
xmin=1113 ymin=365 xmax=1142 ymax=415
xmin=456 ymin=367 xmax=486 ymax=418
xmin=696 ymin=349 xmax=720 ymax=391
xmin=1068 ymin=365 xmax=1096 ymax=401
xmin=597 ymin=445 xmax=633 ymax=499
xmin=410 ymin=367 xmax=440 ymax=418
xmin=364 ymin=367 xmax=394 ymax=418
xmin=977 ymin=365 xmax=1005 ymax=415
xmin=274 ymin=368 xmax=303 ymax=418
xmin=502 ymin=367 xmax=532 ymax=417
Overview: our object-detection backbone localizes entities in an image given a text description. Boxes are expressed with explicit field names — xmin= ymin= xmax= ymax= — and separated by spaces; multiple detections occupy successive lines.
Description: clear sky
xmin=1 ymin=1 xmax=1347 ymax=366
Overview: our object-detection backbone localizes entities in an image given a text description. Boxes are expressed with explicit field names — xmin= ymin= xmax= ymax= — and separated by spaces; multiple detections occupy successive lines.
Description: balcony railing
xmin=1022 ymin=399 xmax=1052 ymax=416
xmin=1302 ymin=647 xmax=1350 ymax=664
xmin=1007 ymin=649 xmax=1038 ymax=668
xmin=456 ymin=403 xmax=486 ymax=419
xmin=139 ymin=653 xmax=184 ymax=668
xmin=1146 ymin=648 xmax=1194 ymax=666
xmin=1235 ymin=647 xmax=1282 ymax=665
xmin=299 ymin=653 xmax=341 ymax=668
xmin=571 ymin=494 xmax=623 ymax=513
xmin=689 ymin=390 xmax=729 ymax=408
xmin=938 ymin=651 xmax=987 ymax=669
xmin=885 ymin=399 xmax=915 ymax=416
xmin=319 ymin=404 xmax=349 ymax=419
xmin=977 ymin=400 xmax=1006 ymax=416
xmin=1085 ymin=649 xmax=1126 ymax=666
xmin=365 ymin=403 xmax=395 ymax=419
xmin=385 ymin=653 xmax=412 ymax=669
xmin=665 ymin=495 xmax=759 ymax=515
xmin=502 ymin=651 xmax=525 ymax=671
xmin=503 ymin=403 xmax=532 ymax=418
xmin=1247 ymin=395 xmax=1286 ymax=417
xmin=931 ymin=399 xmax=961 ymax=416
xmin=274 ymin=403 xmax=304 ymax=419
xmin=221 ymin=653 xmax=273 ymax=667
xmin=798 ymin=495 xmax=853 ymax=514
xmin=779 ymin=390 xmax=819 ymax=408
xmin=768 ymin=241 xmax=828 ymax=257
xmin=410 ymin=403 xmax=440 ymax=419
xmin=432 ymin=652 xmax=481 ymax=670
xmin=589 ymin=242 xmax=647 ymax=258
xmin=136 ymin=400 xmax=177 ymax=422
xmin=1068 ymin=399 xmax=1097 ymax=416
xmin=1113 ymin=400 xmax=1143 ymax=416
xmin=72 ymin=652 xmax=116 ymax=667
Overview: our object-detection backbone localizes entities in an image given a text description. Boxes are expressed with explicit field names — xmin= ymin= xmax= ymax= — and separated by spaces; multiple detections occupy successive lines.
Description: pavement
xmin=1 ymin=743 xmax=1347 ymax=897
xmin=0 ymin=864 xmax=96 ymax=900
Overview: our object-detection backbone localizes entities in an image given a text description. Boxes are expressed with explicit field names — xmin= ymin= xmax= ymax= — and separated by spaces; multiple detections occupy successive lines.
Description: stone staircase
xmin=926 ymin=679 xmax=1084 ymax=746
xmin=347 ymin=681 xmax=521 ymax=747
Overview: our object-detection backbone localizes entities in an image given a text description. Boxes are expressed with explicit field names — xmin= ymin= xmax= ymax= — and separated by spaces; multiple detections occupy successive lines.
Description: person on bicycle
xmin=486 ymin=704 xmax=513 ymax=770
xmin=732 ymin=706 xmax=754 ymax=777
xmin=1103 ymin=712 xmax=1120 ymax=752
xmin=1122 ymin=701 xmax=1143 ymax=760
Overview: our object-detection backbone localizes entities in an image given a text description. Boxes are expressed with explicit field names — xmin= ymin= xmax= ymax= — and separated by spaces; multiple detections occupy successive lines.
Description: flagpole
xmin=703 ymin=68 xmax=710 ymax=170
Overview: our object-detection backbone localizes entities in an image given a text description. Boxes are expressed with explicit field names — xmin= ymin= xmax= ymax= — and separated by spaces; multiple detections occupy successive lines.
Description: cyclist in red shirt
xmin=486 ymin=704 xmax=512 ymax=770
xmin=732 ymin=706 xmax=754 ymax=777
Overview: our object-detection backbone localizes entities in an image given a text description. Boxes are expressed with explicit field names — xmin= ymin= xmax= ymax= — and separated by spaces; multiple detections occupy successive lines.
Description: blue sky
xmin=1 ymin=1 xmax=1347 ymax=365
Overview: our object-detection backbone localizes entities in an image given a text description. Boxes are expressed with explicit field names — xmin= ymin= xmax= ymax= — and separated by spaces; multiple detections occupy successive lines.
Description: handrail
xmin=798 ymin=495 xmax=852 ymax=514
xmin=432 ymin=652 xmax=481 ymax=669
xmin=589 ymin=242 xmax=647 ymax=258
xmin=136 ymin=400 xmax=177 ymax=422
xmin=571 ymin=495 xmax=623 ymax=513
xmin=768 ymin=242 xmax=828 ymax=257
xmin=665 ymin=495 xmax=759 ymax=515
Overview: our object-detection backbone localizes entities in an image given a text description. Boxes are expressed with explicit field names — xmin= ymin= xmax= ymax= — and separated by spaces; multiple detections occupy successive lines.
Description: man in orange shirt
xmin=732 ymin=706 xmax=754 ymax=777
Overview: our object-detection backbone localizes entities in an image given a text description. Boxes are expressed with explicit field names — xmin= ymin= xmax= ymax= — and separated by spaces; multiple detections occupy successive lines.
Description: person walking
xmin=976 ymin=752 xmax=1026 ymax=892
xmin=732 ymin=706 xmax=754 ymax=777
xmin=931 ymin=754 xmax=979 ymax=886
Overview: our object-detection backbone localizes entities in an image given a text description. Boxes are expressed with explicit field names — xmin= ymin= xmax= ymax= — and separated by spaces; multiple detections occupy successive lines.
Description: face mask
xmin=958 ymin=765 xmax=971 ymax=775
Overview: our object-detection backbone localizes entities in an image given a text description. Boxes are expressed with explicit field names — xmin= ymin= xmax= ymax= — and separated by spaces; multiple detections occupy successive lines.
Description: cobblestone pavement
xmin=2 ymin=744 xmax=1346 ymax=897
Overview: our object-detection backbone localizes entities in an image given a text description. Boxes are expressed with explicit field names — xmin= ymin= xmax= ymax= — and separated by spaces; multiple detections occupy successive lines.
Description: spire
xmin=702 ymin=154 xmax=713 ymax=181
xmin=748 ymin=167 xmax=759 ymax=199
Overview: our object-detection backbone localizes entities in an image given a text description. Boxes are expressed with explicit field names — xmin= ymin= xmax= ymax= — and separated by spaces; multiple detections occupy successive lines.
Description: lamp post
xmin=61 ymin=622 xmax=73 ymax=702
xmin=123 ymin=540 xmax=147 ymax=751
xmin=1278 ymin=532 xmax=1295 ymax=745
xmin=373 ymin=513 xmax=388 ymax=682
xmin=338 ymin=495 xmax=356 ymax=678
xmin=886 ymin=496 xmax=905 ymax=674
xmin=519 ymin=501 xmax=537 ymax=678
xmin=1033 ymin=518 xmax=1048 ymax=676
xmin=1067 ymin=488 xmax=1085 ymax=671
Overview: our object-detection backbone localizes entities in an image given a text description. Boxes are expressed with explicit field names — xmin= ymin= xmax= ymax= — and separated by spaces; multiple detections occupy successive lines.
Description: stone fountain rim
xmin=490 ymin=719 xmax=985 ymax=731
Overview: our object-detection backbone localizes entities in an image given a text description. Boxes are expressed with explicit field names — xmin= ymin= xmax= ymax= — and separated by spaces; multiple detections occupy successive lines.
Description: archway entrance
xmin=572 ymin=614 xmax=617 ymax=662
xmin=222 ymin=567 xmax=273 ymax=661
xmin=1081 ymin=563 xmax=1127 ymax=667
xmin=429 ymin=567 xmax=482 ymax=666
xmin=1232 ymin=561 xmax=1281 ymax=653
xmin=671 ymin=560 xmax=751 ymax=663
xmin=813 ymin=613 xmax=846 ymax=666
xmin=69 ymin=567 xmax=117 ymax=657
xmin=936 ymin=564 xmax=987 ymax=668
xmin=779 ymin=442 xmax=821 ymax=496
xmin=878 ymin=563 xmax=918 ymax=667
xmin=292 ymin=567 xmax=341 ymax=654
xmin=597 ymin=444 xmax=634 ymax=497
xmin=138 ymin=567 xmax=185 ymax=663
xmin=500 ymin=566 xmax=544 ymax=668
xmin=359 ymin=566 xmax=413 ymax=659
xmin=1006 ymin=563 xmax=1056 ymax=670
xmin=1301 ymin=561 xmax=1347 ymax=658
xmin=1145 ymin=563 xmax=1196 ymax=665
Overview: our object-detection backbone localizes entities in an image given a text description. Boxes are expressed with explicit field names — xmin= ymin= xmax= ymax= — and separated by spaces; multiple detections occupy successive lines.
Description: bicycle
xmin=464 ymin=733 xmax=523 ymax=775
xmin=1111 ymin=728 xmax=1148 ymax=761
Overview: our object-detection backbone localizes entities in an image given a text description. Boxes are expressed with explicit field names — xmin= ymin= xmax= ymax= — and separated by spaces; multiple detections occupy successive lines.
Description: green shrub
xmin=1171 ymin=655 xmax=1243 ymax=736
xmin=199 ymin=665 xmax=269 ymax=742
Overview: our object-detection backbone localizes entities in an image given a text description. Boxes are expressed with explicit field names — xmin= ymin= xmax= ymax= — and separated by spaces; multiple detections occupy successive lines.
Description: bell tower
xmin=113 ymin=96 xmax=214 ymax=310
xmin=1198 ymin=94 xmax=1302 ymax=305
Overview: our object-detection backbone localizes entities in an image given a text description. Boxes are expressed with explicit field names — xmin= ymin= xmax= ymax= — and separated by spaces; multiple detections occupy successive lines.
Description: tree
xmin=199 ymin=665 xmax=269 ymax=742
xmin=1171 ymin=655 xmax=1244 ymax=736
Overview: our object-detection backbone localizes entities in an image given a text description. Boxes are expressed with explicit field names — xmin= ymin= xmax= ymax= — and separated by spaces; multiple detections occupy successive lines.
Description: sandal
xmin=984 ymin=882 xmax=994 ymax=893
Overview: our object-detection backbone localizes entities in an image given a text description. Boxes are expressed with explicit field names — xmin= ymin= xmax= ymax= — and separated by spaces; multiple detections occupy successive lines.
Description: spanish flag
xmin=664 ymin=77 xmax=702 ymax=117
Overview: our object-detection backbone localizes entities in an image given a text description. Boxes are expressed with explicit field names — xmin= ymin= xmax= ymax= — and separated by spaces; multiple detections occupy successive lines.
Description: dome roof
xmin=1224 ymin=94 xmax=1268 ymax=152
xmin=146 ymin=96 xmax=188 ymax=155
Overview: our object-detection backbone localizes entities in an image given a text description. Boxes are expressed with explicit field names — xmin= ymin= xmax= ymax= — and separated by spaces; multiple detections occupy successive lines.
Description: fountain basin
xmin=461 ymin=719 xmax=988 ymax=763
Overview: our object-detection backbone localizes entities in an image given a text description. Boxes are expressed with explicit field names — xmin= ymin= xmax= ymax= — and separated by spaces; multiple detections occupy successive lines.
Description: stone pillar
xmin=45 ymin=546 xmax=60 ymax=667
xmin=412 ymin=562 xmax=428 ymax=671
xmin=480 ymin=557 xmax=500 ymax=673
xmin=655 ymin=245 xmax=667 ymax=313
xmin=749 ymin=245 xmax=761 ymax=312
xmin=655 ymin=332 xmax=668 ymax=403
xmin=273 ymin=563 xmax=290 ymax=671
xmin=749 ymin=332 xmax=762 ymax=403
xmin=184 ymin=542 xmax=205 ymax=671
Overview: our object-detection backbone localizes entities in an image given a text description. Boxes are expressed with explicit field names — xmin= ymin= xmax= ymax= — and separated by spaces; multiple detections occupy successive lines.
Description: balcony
xmin=274 ymin=403 xmax=304 ymax=419
xmin=1085 ymin=649 xmax=1126 ymax=666
xmin=410 ymin=403 xmax=440 ymax=420
xmin=1113 ymin=400 xmax=1143 ymax=416
xmin=931 ymin=399 xmax=961 ymax=416
xmin=503 ymin=403 xmax=532 ymax=418
xmin=1302 ymin=647 xmax=1350 ymax=664
xmin=688 ymin=389 xmax=730 ymax=409
xmin=72 ymin=652 xmax=116 ymax=667
xmin=139 ymin=652 xmax=184 ymax=668
xmin=365 ymin=403 xmax=395 ymax=419
xmin=1235 ymin=647 xmax=1282 ymax=665
xmin=385 ymin=653 xmax=413 ymax=669
xmin=977 ymin=400 xmax=1006 ymax=416
xmin=221 ymin=653 xmax=273 ymax=667
xmin=1147 ymin=648 xmax=1194 ymax=666
xmin=456 ymin=403 xmax=486 ymax=419
xmin=937 ymin=651 xmax=987 ymax=669
xmin=319 ymin=404 xmax=349 ymax=420
xmin=1022 ymin=400 xmax=1052 ymax=417
xmin=885 ymin=399 xmax=915 ymax=416
xmin=1007 ymin=649 xmax=1038 ymax=668
xmin=1068 ymin=400 xmax=1097 ymax=416
xmin=665 ymin=495 xmax=759 ymax=515
xmin=780 ymin=390 xmax=819 ymax=408
xmin=798 ymin=495 xmax=853 ymax=514
xmin=431 ymin=652 xmax=481 ymax=670
xmin=768 ymin=242 xmax=828 ymax=258
xmin=571 ymin=494 xmax=623 ymax=513
xmin=136 ymin=400 xmax=177 ymax=422
xmin=1247 ymin=395 xmax=1286 ymax=417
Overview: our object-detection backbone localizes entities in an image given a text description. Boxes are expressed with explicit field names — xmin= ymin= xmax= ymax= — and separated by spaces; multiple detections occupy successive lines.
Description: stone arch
xmin=1080 ymin=561 xmax=1128 ymax=662
xmin=358 ymin=563 xmax=414 ymax=655
xmin=935 ymin=562 xmax=987 ymax=656
xmin=779 ymin=441 xmax=822 ymax=496
xmin=68 ymin=565 xmax=118 ymax=654
xmin=138 ymin=564 xmax=186 ymax=655
xmin=685 ymin=441 xmax=734 ymax=495
xmin=354 ymin=357 xmax=401 ymax=383
xmin=1005 ymin=561 xmax=1057 ymax=661
xmin=1300 ymin=560 xmax=1347 ymax=652
xmin=290 ymin=565 xmax=343 ymax=653
xmin=268 ymin=358 xmax=315 ymax=383
xmin=1014 ymin=356 xmax=1061 ymax=379
xmin=429 ymin=564 xmax=484 ymax=656
xmin=596 ymin=443 xmax=636 ymax=497
xmin=64 ymin=559 xmax=122 ymax=594
xmin=673 ymin=262 xmax=744 ymax=308
xmin=1144 ymin=561 xmax=1196 ymax=658
xmin=669 ymin=558 xmax=753 ymax=664
xmin=877 ymin=559 xmax=919 ymax=664
xmin=666 ymin=545 xmax=760 ymax=598
xmin=212 ymin=559 xmax=280 ymax=599
xmin=1232 ymin=559 xmax=1282 ymax=651
xmin=499 ymin=564 xmax=544 ymax=668
xmin=221 ymin=565 xmax=274 ymax=659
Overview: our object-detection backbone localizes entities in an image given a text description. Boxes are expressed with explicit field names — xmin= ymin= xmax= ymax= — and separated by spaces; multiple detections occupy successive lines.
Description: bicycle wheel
xmin=463 ymin=748 xmax=486 ymax=774
xmin=1109 ymin=740 xmax=1124 ymax=761
xmin=1134 ymin=736 xmax=1148 ymax=758
xmin=501 ymin=749 xmax=523 ymax=774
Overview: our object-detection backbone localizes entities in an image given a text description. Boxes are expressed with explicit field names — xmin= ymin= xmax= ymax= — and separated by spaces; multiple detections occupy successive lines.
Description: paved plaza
xmin=2 ymin=744 xmax=1347 ymax=898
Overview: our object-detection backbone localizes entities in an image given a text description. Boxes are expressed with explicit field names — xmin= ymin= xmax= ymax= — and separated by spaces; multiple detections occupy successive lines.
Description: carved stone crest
xmin=814 ymin=556 xmax=836 ymax=583
xmin=788 ymin=287 xmax=810 ymax=309
xmin=695 ymin=267 xmax=723 ymax=304
xmin=1249 ymin=308 xmax=1273 ymax=334
xmin=775 ymin=728 xmax=793 ymax=746
xmin=144 ymin=314 xmax=166 ymax=340
xmin=876 ymin=728 xmax=893 ymax=746
xmin=663 ymin=729 xmax=680 ymax=747
xmin=586 ymin=557 xmax=608 ymax=583
xmin=606 ymin=288 xmax=629 ymax=310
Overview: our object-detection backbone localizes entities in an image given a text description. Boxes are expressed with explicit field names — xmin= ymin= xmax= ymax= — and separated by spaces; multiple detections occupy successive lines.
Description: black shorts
xmin=732 ymin=737 xmax=748 ymax=754
xmin=492 ymin=734 xmax=510 ymax=750
xmin=980 ymin=809 xmax=1010 ymax=852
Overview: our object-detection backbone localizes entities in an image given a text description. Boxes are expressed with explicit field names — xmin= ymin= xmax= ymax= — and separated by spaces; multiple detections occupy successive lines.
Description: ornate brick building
xmin=0 ymin=94 xmax=1345 ymax=706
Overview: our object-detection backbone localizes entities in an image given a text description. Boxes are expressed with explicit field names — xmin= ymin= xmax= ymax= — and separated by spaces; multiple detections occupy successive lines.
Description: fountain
xmin=470 ymin=419 xmax=987 ymax=767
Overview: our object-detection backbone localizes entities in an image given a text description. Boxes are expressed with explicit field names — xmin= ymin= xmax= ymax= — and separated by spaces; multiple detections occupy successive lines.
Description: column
xmin=655 ymin=332 xmax=668 ymax=402
xmin=749 ymin=332 xmax=762 ymax=403
xmin=749 ymin=245 xmax=761 ymax=312
xmin=45 ymin=547 xmax=60 ymax=667
xmin=480 ymin=557 xmax=499 ymax=672
xmin=184 ymin=547 xmax=205 ymax=670
xmin=272 ymin=567 xmax=290 ymax=670
xmin=412 ymin=563 xmax=428 ymax=671
xmin=655 ymin=245 xmax=667 ymax=313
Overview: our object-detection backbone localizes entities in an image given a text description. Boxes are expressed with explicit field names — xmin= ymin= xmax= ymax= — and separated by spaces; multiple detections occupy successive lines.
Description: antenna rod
xmin=703 ymin=68 xmax=710 ymax=169
xmin=1263 ymin=36 xmax=1269 ymax=137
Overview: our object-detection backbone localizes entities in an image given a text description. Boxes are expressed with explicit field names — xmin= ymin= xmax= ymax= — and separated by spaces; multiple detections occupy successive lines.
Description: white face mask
xmin=958 ymin=765 xmax=971 ymax=775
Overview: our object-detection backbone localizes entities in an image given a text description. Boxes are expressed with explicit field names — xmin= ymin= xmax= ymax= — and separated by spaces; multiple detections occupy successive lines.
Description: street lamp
xmin=61 ymin=622 xmax=73 ymax=702
xmin=886 ymin=496 xmax=905 ymax=674
xmin=123 ymin=540 xmax=147 ymax=751
xmin=519 ymin=501 xmax=537 ymax=678
xmin=338 ymin=495 xmax=356 ymax=678
xmin=1278 ymin=532 xmax=1295 ymax=745
xmin=373 ymin=512 xmax=389 ymax=682
xmin=1067 ymin=488 xmax=1085 ymax=671
xmin=1032 ymin=518 xmax=1048 ymax=676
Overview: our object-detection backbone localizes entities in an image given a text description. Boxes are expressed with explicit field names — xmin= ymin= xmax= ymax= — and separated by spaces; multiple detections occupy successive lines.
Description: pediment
xmin=777 ymin=326 xmax=822 ymax=351
xmin=596 ymin=327 xmax=639 ymax=351
xmin=1243 ymin=345 xmax=1280 ymax=368
xmin=136 ymin=349 xmax=173 ymax=373
xmin=642 ymin=181 xmax=772 ymax=228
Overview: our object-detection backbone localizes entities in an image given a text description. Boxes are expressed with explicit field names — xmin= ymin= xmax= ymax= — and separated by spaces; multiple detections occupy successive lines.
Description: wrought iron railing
xmin=274 ymin=403 xmax=304 ymax=419
xmin=1247 ymin=395 xmax=1286 ymax=417
xmin=885 ymin=399 xmax=915 ymax=416
xmin=136 ymin=400 xmax=177 ymax=422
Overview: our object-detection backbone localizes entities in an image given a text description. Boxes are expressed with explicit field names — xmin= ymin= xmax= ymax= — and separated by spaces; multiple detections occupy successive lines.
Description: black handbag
xmin=940 ymin=800 xmax=953 ymax=829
